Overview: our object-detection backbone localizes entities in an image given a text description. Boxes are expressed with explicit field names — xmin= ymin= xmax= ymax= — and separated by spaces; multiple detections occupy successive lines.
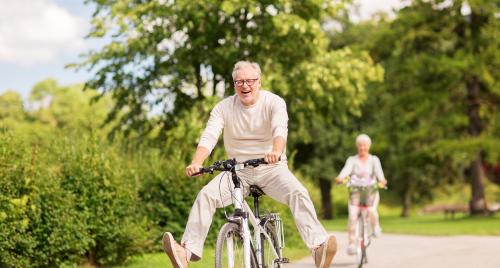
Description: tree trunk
xmin=195 ymin=63 xmax=203 ymax=99
xmin=86 ymin=248 xmax=99 ymax=267
xmin=466 ymin=76 xmax=487 ymax=214
xmin=400 ymin=186 xmax=411 ymax=218
xmin=469 ymin=153 xmax=487 ymax=214
xmin=212 ymin=78 xmax=218 ymax=96
xmin=319 ymin=178 xmax=333 ymax=219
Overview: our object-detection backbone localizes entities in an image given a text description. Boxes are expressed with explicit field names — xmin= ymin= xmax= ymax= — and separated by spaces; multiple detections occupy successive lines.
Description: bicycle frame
xmin=198 ymin=159 xmax=284 ymax=268
xmin=227 ymin=164 xmax=282 ymax=268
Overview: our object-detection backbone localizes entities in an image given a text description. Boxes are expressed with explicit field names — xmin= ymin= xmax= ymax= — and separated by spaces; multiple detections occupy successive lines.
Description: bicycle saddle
xmin=249 ymin=185 xmax=265 ymax=198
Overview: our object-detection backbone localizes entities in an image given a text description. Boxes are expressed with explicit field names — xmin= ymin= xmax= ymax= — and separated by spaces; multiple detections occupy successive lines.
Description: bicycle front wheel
xmin=357 ymin=214 xmax=369 ymax=268
xmin=215 ymin=222 xmax=258 ymax=268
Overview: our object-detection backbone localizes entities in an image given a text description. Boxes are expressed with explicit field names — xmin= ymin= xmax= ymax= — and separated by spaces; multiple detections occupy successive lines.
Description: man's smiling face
xmin=233 ymin=66 xmax=261 ymax=107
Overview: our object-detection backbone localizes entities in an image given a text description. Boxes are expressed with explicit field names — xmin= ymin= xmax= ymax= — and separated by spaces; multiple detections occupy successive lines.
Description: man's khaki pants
xmin=181 ymin=161 xmax=329 ymax=259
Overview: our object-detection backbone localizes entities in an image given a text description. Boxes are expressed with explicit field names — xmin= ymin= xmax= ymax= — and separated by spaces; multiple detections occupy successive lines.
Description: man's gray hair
xmin=232 ymin=61 xmax=262 ymax=80
xmin=356 ymin=134 xmax=372 ymax=146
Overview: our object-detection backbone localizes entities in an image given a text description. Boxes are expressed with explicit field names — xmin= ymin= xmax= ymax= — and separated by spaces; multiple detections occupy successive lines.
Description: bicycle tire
xmin=260 ymin=221 xmax=282 ymax=268
xmin=357 ymin=214 xmax=366 ymax=268
xmin=215 ymin=222 xmax=258 ymax=268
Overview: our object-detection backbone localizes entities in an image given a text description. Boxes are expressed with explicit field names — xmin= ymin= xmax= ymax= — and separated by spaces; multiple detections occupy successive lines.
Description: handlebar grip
xmin=243 ymin=156 xmax=281 ymax=167
xmin=190 ymin=167 xmax=212 ymax=177
xmin=260 ymin=156 xmax=282 ymax=164
xmin=191 ymin=171 xmax=203 ymax=177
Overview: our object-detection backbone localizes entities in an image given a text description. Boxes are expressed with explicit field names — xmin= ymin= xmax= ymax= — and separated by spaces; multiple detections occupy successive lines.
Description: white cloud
xmin=0 ymin=0 xmax=86 ymax=66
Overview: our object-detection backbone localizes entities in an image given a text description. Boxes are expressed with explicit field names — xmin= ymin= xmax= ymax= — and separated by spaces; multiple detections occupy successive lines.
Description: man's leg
xmin=254 ymin=163 xmax=336 ymax=268
xmin=163 ymin=172 xmax=236 ymax=267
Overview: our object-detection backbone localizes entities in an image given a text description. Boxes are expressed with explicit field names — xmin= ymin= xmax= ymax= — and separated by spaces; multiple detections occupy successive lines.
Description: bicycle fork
xmin=230 ymin=175 xmax=252 ymax=268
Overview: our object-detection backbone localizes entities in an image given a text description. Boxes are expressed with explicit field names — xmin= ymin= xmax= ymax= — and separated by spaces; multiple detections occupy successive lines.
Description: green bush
xmin=56 ymin=135 xmax=149 ymax=266
xmin=0 ymin=134 xmax=89 ymax=268
xmin=134 ymin=148 xmax=230 ymax=248
xmin=29 ymin=176 xmax=90 ymax=267
xmin=0 ymin=134 xmax=36 ymax=268
xmin=0 ymin=132 xmax=150 ymax=267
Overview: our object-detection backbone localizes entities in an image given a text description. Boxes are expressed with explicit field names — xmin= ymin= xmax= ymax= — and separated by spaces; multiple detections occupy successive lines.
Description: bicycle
xmin=339 ymin=181 xmax=383 ymax=268
xmin=352 ymin=185 xmax=374 ymax=268
xmin=192 ymin=157 xmax=289 ymax=268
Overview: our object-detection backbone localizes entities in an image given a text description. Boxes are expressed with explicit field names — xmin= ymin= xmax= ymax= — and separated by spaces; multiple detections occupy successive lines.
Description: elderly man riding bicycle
xmin=162 ymin=61 xmax=337 ymax=268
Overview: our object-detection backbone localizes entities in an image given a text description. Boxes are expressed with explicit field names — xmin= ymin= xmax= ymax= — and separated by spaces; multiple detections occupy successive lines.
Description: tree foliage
xmin=76 ymin=0 xmax=352 ymax=138
xmin=330 ymin=0 xmax=500 ymax=215
xmin=76 ymin=0 xmax=384 ymax=219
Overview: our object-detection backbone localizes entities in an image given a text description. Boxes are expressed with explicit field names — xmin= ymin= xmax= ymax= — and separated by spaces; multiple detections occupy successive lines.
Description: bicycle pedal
xmin=275 ymin=258 xmax=289 ymax=264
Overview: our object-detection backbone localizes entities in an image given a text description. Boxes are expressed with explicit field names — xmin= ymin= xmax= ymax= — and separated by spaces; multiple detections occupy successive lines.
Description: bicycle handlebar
xmin=337 ymin=177 xmax=388 ymax=190
xmin=190 ymin=157 xmax=270 ymax=177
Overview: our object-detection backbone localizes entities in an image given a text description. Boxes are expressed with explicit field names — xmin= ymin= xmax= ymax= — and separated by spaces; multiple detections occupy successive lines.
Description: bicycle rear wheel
xmin=260 ymin=221 xmax=282 ymax=268
xmin=215 ymin=222 xmax=258 ymax=268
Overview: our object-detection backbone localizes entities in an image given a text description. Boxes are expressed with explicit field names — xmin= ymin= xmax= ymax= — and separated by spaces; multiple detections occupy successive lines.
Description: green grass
xmin=113 ymin=246 xmax=310 ymax=268
xmin=321 ymin=213 xmax=500 ymax=236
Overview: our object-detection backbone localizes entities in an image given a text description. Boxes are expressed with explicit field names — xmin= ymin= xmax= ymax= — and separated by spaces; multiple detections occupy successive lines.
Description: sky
xmin=0 ymin=0 xmax=406 ymax=99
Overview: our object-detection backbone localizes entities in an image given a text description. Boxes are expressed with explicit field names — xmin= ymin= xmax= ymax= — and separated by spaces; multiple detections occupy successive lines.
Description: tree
xmin=331 ymin=0 xmax=500 ymax=215
xmin=285 ymin=49 xmax=383 ymax=218
xmin=75 ymin=0 xmax=343 ymax=139
xmin=76 ymin=0 xmax=383 ymax=218
xmin=28 ymin=79 xmax=112 ymax=132
xmin=0 ymin=91 xmax=25 ymax=121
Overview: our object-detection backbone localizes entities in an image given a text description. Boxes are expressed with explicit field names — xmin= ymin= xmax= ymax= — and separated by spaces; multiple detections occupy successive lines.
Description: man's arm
xmin=265 ymin=136 xmax=285 ymax=164
xmin=267 ymin=96 xmax=288 ymax=164
xmin=186 ymin=102 xmax=224 ymax=176
xmin=186 ymin=146 xmax=210 ymax=176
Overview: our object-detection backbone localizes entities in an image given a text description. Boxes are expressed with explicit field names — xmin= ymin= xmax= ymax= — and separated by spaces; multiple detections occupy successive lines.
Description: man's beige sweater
xmin=198 ymin=90 xmax=288 ymax=161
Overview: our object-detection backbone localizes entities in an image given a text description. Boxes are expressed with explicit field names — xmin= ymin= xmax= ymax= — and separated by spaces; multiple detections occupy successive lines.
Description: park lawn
xmin=321 ymin=213 xmax=500 ymax=236
xmin=114 ymin=246 xmax=310 ymax=268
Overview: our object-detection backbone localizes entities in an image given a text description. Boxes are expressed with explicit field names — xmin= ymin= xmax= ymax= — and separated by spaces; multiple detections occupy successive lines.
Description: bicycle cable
xmin=218 ymin=168 xmax=246 ymax=220
xmin=218 ymin=171 xmax=230 ymax=220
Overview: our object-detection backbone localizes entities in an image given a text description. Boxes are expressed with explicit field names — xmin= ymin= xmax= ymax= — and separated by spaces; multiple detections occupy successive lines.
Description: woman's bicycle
xmin=192 ymin=158 xmax=289 ymax=268
xmin=339 ymin=180 xmax=384 ymax=268
xmin=351 ymin=185 xmax=375 ymax=268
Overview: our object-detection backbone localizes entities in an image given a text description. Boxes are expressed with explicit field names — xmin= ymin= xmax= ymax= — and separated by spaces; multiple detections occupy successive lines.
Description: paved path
xmin=285 ymin=232 xmax=500 ymax=268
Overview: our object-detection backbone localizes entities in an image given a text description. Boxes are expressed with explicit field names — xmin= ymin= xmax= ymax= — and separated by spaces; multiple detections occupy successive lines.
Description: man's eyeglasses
xmin=234 ymin=78 xmax=259 ymax=87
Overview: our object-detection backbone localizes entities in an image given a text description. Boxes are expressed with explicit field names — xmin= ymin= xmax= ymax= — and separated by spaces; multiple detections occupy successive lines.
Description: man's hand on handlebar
xmin=187 ymin=157 xmax=276 ymax=177
xmin=264 ymin=151 xmax=281 ymax=164
xmin=186 ymin=163 xmax=203 ymax=177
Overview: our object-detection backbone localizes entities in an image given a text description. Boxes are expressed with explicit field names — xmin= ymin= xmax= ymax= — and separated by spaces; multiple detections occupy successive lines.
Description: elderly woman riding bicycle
xmin=335 ymin=134 xmax=388 ymax=255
